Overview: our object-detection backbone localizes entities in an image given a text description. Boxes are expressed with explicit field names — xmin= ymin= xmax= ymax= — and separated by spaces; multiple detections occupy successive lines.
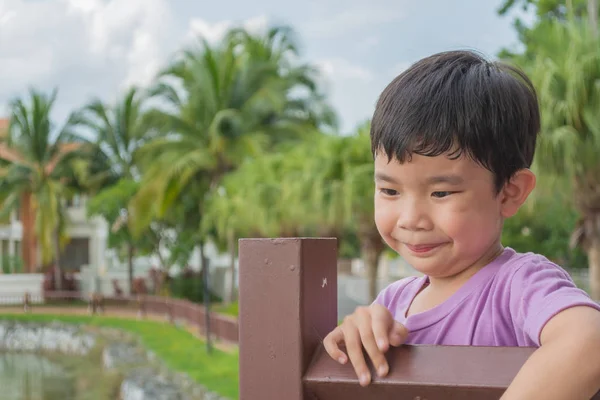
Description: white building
xmin=0 ymin=195 xmax=108 ymax=275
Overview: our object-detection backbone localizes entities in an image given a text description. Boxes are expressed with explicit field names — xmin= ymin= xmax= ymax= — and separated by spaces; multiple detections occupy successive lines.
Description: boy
xmin=323 ymin=50 xmax=600 ymax=399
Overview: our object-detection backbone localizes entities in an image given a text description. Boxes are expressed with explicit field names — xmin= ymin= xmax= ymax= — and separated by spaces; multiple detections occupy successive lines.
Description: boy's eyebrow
xmin=426 ymin=175 xmax=464 ymax=185
xmin=374 ymin=172 xmax=398 ymax=183
xmin=374 ymin=173 xmax=465 ymax=185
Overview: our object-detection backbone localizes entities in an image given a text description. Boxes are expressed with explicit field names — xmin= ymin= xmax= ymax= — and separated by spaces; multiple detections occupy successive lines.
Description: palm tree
xmin=70 ymin=86 xmax=154 ymax=293
xmin=129 ymin=25 xmax=335 ymax=272
xmin=202 ymin=145 xmax=317 ymax=304
xmin=211 ymin=123 xmax=386 ymax=301
xmin=525 ymin=19 xmax=600 ymax=297
xmin=225 ymin=26 xmax=338 ymax=133
xmin=303 ymin=123 xmax=385 ymax=301
xmin=0 ymin=88 xmax=83 ymax=288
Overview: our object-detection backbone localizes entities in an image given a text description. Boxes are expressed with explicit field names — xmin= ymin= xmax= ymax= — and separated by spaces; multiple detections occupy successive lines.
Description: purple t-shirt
xmin=374 ymin=247 xmax=600 ymax=347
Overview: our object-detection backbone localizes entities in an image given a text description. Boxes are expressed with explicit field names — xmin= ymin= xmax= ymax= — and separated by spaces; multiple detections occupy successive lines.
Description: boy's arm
xmin=502 ymin=306 xmax=600 ymax=400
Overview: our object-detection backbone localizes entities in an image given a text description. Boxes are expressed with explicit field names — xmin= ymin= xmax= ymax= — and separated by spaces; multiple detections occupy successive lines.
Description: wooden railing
xmin=0 ymin=290 xmax=238 ymax=344
xmin=238 ymin=237 xmax=600 ymax=400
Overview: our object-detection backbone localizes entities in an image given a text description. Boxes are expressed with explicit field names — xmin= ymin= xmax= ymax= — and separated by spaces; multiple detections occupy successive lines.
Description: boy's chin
xmin=399 ymin=251 xmax=450 ymax=276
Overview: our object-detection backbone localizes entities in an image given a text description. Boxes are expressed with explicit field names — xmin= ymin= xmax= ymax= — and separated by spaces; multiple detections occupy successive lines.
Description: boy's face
xmin=374 ymin=152 xmax=510 ymax=279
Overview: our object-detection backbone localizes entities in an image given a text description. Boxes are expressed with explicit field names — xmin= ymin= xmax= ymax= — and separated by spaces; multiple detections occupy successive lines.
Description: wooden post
xmin=166 ymin=298 xmax=174 ymax=324
xmin=87 ymin=293 xmax=95 ymax=314
xmin=23 ymin=292 xmax=30 ymax=313
xmin=88 ymin=292 xmax=103 ymax=315
xmin=239 ymin=238 xmax=338 ymax=400
xmin=137 ymin=295 xmax=146 ymax=319
xmin=97 ymin=293 xmax=104 ymax=314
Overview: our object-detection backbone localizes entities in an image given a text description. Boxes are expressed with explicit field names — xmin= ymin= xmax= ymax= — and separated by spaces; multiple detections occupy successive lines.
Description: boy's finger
xmin=323 ymin=327 xmax=348 ymax=364
xmin=389 ymin=321 xmax=409 ymax=346
xmin=341 ymin=324 xmax=371 ymax=386
xmin=358 ymin=320 xmax=389 ymax=378
xmin=370 ymin=305 xmax=393 ymax=352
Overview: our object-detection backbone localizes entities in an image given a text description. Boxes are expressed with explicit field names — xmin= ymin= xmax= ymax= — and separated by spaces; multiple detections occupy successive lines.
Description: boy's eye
xmin=432 ymin=191 xmax=453 ymax=198
xmin=379 ymin=188 xmax=398 ymax=196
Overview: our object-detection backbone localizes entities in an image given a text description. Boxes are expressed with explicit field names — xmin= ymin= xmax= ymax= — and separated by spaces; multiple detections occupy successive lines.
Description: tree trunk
xmin=589 ymin=0 xmax=598 ymax=37
xmin=154 ymin=247 xmax=167 ymax=295
xmin=20 ymin=192 xmax=37 ymax=273
xmin=588 ymin=239 xmax=600 ymax=300
xmin=53 ymin=229 xmax=62 ymax=291
xmin=358 ymin=223 xmax=386 ymax=302
xmin=127 ymin=242 xmax=135 ymax=295
xmin=199 ymin=238 xmax=212 ymax=353
xmin=225 ymin=229 xmax=237 ymax=305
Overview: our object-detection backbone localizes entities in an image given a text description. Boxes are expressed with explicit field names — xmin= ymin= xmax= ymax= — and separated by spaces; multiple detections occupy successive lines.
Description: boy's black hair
xmin=370 ymin=50 xmax=540 ymax=192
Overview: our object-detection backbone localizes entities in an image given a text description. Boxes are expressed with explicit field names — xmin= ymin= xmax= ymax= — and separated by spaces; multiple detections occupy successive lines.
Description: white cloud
xmin=0 ymin=0 xmax=177 ymax=123
xmin=187 ymin=15 xmax=269 ymax=45
xmin=0 ymin=1 xmax=16 ymax=26
xmin=61 ymin=0 xmax=173 ymax=88
xmin=356 ymin=35 xmax=381 ymax=52
xmin=187 ymin=19 xmax=232 ymax=45
xmin=302 ymin=4 xmax=405 ymax=39
xmin=316 ymin=58 xmax=373 ymax=83
xmin=62 ymin=0 xmax=101 ymax=14
xmin=313 ymin=57 xmax=377 ymax=134
xmin=242 ymin=15 xmax=269 ymax=35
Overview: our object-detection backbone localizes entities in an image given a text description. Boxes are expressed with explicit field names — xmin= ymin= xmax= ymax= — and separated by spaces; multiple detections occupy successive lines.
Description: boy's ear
xmin=500 ymin=169 xmax=536 ymax=218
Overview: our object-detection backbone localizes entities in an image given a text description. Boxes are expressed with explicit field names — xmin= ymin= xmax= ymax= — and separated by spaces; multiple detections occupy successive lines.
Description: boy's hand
xmin=323 ymin=303 xmax=408 ymax=386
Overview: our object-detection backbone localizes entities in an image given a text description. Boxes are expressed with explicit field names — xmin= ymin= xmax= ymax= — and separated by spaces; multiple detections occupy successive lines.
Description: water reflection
xmin=0 ymin=352 xmax=77 ymax=400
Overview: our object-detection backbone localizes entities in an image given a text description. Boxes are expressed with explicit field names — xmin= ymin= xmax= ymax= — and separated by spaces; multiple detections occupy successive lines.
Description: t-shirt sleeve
xmin=509 ymin=258 xmax=600 ymax=346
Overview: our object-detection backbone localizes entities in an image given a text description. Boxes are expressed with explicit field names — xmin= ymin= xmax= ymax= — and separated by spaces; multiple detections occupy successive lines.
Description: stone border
xmin=0 ymin=321 xmax=230 ymax=400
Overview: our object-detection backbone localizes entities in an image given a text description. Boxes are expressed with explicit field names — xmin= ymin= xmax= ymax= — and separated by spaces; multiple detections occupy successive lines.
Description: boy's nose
xmin=396 ymin=199 xmax=431 ymax=231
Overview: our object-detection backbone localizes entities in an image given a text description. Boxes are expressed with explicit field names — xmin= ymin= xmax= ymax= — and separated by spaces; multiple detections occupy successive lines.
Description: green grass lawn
xmin=0 ymin=313 xmax=240 ymax=399
xmin=214 ymin=301 xmax=239 ymax=318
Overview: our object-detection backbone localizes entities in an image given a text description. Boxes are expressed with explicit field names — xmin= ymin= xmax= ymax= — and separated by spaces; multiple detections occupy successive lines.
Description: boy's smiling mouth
xmin=404 ymin=243 xmax=446 ymax=254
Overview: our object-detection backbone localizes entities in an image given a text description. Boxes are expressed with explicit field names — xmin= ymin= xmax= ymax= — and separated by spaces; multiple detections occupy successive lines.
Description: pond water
xmin=0 ymin=352 xmax=121 ymax=400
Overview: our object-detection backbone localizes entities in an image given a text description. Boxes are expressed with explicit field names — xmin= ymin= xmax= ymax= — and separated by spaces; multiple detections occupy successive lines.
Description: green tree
xmin=522 ymin=19 xmax=600 ymax=297
xmin=72 ymin=86 xmax=156 ymax=293
xmin=211 ymin=122 xmax=387 ymax=301
xmin=129 ymin=25 xmax=336 ymax=301
xmin=498 ymin=0 xmax=598 ymax=59
xmin=131 ymin=25 xmax=335 ymax=229
xmin=0 ymin=88 xmax=83 ymax=288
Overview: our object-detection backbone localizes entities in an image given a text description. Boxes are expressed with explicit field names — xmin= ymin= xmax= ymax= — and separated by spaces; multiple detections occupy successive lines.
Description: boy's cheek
xmin=374 ymin=207 xmax=396 ymax=234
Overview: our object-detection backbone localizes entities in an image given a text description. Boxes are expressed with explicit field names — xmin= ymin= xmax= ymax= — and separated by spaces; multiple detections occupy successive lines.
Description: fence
xmin=0 ymin=291 xmax=239 ymax=344
xmin=238 ymin=238 xmax=600 ymax=400
xmin=0 ymin=274 xmax=44 ymax=304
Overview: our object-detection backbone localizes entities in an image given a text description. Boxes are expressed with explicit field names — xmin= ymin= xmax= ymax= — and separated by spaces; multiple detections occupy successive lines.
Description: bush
xmin=42 ymin=265 xmax=79 ymax=292
xmin=1 ymin=255 xmax=24 ymax=274
xmin=168 ymin=267 xmax=221 ymax=303
xmin=502 ymin=197 xmax=587 ymax=269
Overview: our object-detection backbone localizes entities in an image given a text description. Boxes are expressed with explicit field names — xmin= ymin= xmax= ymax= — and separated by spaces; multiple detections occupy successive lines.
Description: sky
xmin=0 ymin=0 xmax=530 ymax=134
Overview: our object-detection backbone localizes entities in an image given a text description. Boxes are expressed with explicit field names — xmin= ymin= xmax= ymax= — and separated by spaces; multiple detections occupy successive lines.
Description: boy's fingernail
xmin=378 ymin=365 xmax=388 ymax=376
xmin=338 ymin=357 xmax=346 ymax=364
xmin=360 ymin=373 xmax=370 ymax=385
xmin=377 ymin=339 xmax=386 ymax=350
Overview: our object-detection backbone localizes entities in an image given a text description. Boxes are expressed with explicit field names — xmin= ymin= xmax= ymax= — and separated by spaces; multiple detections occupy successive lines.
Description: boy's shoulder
xmin=494 ymin=247 xmax=574 ymax=286
xmin=497 ymin=248 xmax=599 ymax=345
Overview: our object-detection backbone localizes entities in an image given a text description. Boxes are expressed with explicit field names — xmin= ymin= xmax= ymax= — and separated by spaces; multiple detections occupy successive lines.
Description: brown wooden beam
xmin=304 ymin=344 xmax=541 ymax=399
